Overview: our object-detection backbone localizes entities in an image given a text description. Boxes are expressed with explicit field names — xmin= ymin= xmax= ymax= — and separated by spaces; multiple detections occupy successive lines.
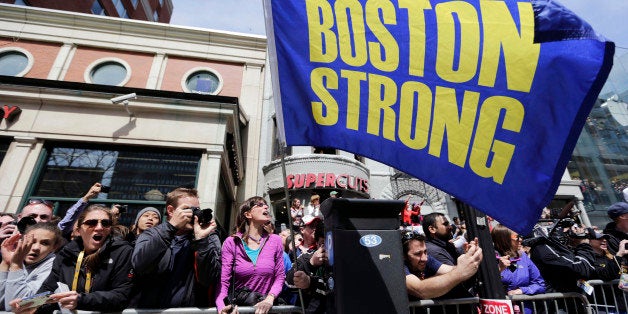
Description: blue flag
xmin=265 ymin=0 xmax=614 ymax=234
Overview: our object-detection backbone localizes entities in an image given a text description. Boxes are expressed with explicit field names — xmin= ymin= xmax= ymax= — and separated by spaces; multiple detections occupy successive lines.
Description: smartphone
xmin=625 ymin=242 xmax=628 ymax=250
xmin=100 ymin=186 xmax=111 ymax=193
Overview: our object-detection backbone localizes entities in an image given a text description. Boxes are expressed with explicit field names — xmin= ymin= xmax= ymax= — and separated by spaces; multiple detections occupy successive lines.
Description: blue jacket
xmin=500 ymin=252 xmax=546 ymax=295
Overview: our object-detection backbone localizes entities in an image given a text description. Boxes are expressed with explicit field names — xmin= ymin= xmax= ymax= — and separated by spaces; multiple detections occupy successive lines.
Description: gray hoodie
xmin=0 ymin=253 xmax=55 ymax=310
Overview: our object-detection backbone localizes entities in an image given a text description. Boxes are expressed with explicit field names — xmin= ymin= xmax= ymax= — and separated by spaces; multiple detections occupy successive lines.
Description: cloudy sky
xmin=170 ymin=0 xmax=627 ymax=47
xmin=170 ymin=0 xmax=627 ymax=96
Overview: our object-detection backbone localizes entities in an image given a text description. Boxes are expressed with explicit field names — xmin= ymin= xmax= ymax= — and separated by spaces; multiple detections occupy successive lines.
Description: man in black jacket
xmin=132 ymin=187 xmax=221 ymax=308
xmin=422 ymin=213 xmax=458 ymax=266
xmin=603 ymin=202 xmax=628 ymax=254
xmin=286 ymin=220 xmax=333 ymax=314
xmin=528 ymin=224 xmax=596 ymax=293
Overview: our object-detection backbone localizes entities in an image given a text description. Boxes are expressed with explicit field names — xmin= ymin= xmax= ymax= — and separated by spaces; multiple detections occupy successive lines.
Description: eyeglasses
xmin=28 ymin=199 xmax=54 ymax=209
xmin=82 ymin=219 xmax=113 ymax=228
xmin=252 ymin=202 xmax=267 ymax=208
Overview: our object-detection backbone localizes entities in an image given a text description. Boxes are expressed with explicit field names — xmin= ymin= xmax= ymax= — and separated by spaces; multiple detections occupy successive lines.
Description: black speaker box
xmin=321 ymin=198 xmax=409 ymax=314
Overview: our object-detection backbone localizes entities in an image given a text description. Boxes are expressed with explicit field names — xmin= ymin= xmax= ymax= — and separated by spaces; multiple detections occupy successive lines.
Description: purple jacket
xmin=215 ymin=233 xmax=285 ymax=311
xmin=500 ymin=251 xmax=546 ymax=295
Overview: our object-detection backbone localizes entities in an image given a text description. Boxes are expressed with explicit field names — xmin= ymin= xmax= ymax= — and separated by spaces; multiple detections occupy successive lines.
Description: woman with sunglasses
xmin=0 ymin=222 xmax=63 ymax=310
xmin=491 ymin=224 xmax=545 ymax=314
xmin=10 ymin=205 xmax=133 ymax=313
xmin=216 ymin=196 xmax=285 ymax=314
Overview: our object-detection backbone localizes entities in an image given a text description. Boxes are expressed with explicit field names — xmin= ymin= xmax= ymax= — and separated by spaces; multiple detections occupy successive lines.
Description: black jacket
xmin=529 ymin=236 xmax=596 ymax=292
xmin=603 ymin=222 xmax=628 ymax=254
xmin=131 ymin=222 xmax=221 ymax=308
xmin=286 ymin=251 xmax=334 ymax=314
xmin=36 ymin=237 xmax=133 ymax=313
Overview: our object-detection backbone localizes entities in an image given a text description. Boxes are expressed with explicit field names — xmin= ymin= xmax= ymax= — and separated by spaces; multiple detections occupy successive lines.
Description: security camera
xmin=110 ymin=93 xmax=136 ymax=104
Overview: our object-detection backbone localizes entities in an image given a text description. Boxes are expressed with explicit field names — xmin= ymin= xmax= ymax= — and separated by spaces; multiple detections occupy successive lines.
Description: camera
xmin=190 ymin=207 xmax=213 ymax=225
xmin=110 ymin=93 xmax=137 ymax=104
xmin=16 ymin=216 xmax=37 ymax=234
xmin=100 ymin=185 xmax=111 ymax=193
xmin=116 ymin=204 xmax=128 ymax=213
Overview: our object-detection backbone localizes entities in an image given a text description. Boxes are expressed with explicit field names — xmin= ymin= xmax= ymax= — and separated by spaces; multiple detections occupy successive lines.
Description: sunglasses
xmin=511 ymin=234 xmax=522 ymax=240
xmin=28 ymin=199 xmax=54 ymax=209
xmin=82 ymin=219 xmax=113 ymax=228
xmin=402 ymin=231 xmax=423 ymax=242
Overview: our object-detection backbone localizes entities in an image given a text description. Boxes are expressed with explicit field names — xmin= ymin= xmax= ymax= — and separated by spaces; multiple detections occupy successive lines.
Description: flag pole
xmin=279 ymin=144 xmax=306 ymax=314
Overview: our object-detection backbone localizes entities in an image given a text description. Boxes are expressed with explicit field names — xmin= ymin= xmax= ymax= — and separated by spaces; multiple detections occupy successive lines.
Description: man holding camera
xmin=132 ymin=187 xmax=221 ymax=308
xmin=528 ymin=222 xmax=596 ymax=293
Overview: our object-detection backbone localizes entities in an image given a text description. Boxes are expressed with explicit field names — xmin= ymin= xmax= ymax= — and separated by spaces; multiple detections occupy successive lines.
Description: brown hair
xmin=24 ymin=222 xmax=65 ymax=250
xmin=234 ymin=196 xmax=266 ymax=239
xmin=491 ymin=224 xmax=520 ymax=258
xmin=77 ymin=204 xmax=113 ymax=271
xmin=166 ymin=187 xmax=198 ymax=210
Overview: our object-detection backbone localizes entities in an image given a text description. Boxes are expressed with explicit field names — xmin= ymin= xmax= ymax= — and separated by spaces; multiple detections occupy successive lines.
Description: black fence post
xmin=456 ymin=200 xmax=505 ymax=299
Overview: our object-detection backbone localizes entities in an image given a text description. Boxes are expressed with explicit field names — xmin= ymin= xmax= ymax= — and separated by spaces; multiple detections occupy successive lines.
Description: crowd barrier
xmin=21 ymin=281 xmax=624 ymax=314
xmin=587 ymin=279 xmax=628 ymax=314
xmin=509 ymin=292 xmax=592 ymax=314
xmin=409 ymin=297 xmax=479 ymax=313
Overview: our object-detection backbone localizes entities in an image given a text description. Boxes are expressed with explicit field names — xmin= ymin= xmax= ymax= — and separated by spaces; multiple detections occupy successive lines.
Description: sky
xmin=170 ymin=0 xmax=627 ymax=47
xmin=170 ymin=0 xmax=628 ymax=96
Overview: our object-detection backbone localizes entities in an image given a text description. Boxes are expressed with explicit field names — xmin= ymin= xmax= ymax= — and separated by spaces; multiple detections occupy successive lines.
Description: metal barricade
xmin=57 ymin=306 xmax=303 ymax=314
xmin=509 ymin=292 xmax=593 ymax=314
xmin=587 ymin=279 xmax=628 ymax=314
xmin=408 ymin=297 xmax=480 ymax=314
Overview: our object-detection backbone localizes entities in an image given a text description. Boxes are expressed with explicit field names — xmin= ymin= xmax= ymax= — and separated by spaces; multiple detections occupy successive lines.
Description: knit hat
xmin=134 ymin=207 xmax=161 ymax=225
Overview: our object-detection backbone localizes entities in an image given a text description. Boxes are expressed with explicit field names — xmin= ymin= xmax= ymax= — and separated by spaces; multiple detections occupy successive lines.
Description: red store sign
xmin=286 ymin=172 xmax=369 ymax=194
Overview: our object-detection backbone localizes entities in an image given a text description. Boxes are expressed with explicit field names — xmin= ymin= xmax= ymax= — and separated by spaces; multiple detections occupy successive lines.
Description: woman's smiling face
xmin=80 ymin=209 xmax=112 ymax=254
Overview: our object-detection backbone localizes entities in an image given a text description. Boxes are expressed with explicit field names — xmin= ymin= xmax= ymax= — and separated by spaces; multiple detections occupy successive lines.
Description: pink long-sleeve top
xmin=215 ymin=233 xmax=285 ymax=311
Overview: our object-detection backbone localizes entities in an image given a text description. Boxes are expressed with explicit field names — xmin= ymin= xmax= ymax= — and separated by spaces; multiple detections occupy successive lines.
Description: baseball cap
xmin=302 ymin=215 xmax=321 ymax=226
xmin=607 ymin=202 xmax=628 ymax=220
xmin=330 ymin=191 xmax=338 ymax=196
xmin=591 ymin=232 xmax=610 ymax=240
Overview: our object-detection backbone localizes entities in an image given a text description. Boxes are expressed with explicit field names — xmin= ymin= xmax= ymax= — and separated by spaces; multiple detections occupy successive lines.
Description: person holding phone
xmin=57 ymin=182 xmax=103 ymax=238
xmin=0 ymin=222 xmax=63 ymax=310
xmin=10 ymin=205 xmax=134 ymax=313
xmin=492 ymin=224 xmax=545 ymax=314
xmin=285 ymin=219 xmax=333 ymax=313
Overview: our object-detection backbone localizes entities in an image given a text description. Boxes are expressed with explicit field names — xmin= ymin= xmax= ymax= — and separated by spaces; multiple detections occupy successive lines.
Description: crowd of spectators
xmin=2 ymin=184 xmax=628 ymax=314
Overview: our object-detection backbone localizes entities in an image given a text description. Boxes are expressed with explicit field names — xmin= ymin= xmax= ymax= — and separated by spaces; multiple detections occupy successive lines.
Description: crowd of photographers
xmin=2 ymin=181 xmax=628 ymax=314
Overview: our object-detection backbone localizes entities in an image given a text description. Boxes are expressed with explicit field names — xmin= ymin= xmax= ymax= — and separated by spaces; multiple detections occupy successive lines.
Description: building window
xmin=91 ymin=0 xmax=105 ymax=15
xmin=28 ymin=142 xmax=201 ymax=226
xmin=182 ymin=67 xmax=223 ymax=95
xmin=13 ymin=0 xmax=29 ymax=5
xmin=0 ymin=137 xmax=10 ymax=166
xmin=0 ymin=48 xmax=33 ymax=76
xmin=113 ymin=0 xmax=126 ymax=17
xmin=85 ymin=58 xmax=131 ymax=86
xmin=153 ymin=10 xmax=158 ymax=21
xmin=131 ymin=0 xmax=138 ymax=8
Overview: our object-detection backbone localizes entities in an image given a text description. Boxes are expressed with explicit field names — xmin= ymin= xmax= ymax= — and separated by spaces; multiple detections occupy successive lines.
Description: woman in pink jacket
xmin=216 ymin=196 xmax=285 ymax=314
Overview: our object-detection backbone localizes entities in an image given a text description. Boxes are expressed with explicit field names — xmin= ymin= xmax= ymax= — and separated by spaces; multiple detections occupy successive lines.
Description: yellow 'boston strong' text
xmin=305 ymin=0 xmax=540 ymax=185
